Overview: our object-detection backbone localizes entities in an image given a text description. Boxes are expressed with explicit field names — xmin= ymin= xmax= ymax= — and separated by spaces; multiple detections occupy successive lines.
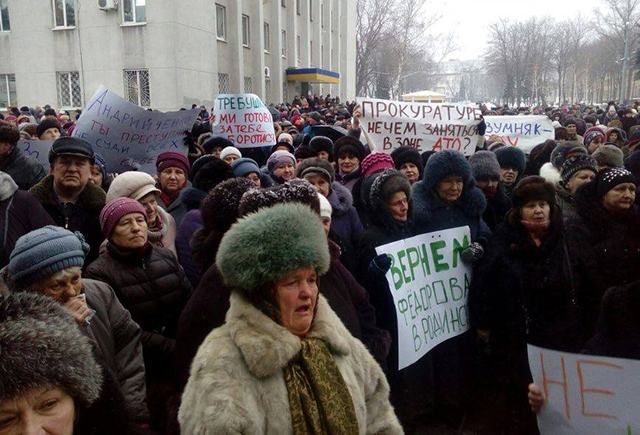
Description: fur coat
xmin=179 ymin=293 xmax=403 ymax=435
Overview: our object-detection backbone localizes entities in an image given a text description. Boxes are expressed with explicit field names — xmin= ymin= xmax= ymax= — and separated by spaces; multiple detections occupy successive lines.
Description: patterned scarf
xmin=283 ymin=338 xmax=359 ymax=435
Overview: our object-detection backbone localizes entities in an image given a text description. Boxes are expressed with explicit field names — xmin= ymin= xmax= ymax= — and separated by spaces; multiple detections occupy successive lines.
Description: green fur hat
xmin=216 ymin=203 xmax=330 ymax=293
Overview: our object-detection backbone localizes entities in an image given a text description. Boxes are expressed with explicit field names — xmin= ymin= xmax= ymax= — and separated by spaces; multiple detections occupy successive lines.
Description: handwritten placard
xmin=16 ymin=139 xmax=53 ymax=173
xmin=211 ymin=94 xmax=276 ymax=148
xmin=484 ymin=115 xmax=554 ymax=153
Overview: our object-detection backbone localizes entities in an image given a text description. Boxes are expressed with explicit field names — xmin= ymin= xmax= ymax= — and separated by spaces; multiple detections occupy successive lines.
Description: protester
xmin=266 ymin=149 xmax=296 ymax=183
xmin=231 ymin=157 xmax=271 ymax=187
xmin=219 ymin=145 xmax=242 ymax=164
xmin=156 ymin=151 xmax=191 ymax=225
xmin=469 ymin=150 xmax=511 ymax=231
xmin=90 ymin=153 xmax=111 ymax=191
xmin=391 ymin=146 xmax=424 ymax=185
xmin=36 ymin=118 xmax=61 ymax=140
xmin=556 ymin=154 xmax=598 ymax=221
xmin=0 ymin=121 xmax=46 ymax=190
xmin=333 ymin=135 xmax=365 ymax=192
xmin=494 ymin=146 xmax=526 ymax=199
xmin=592 ymin=143 xmax=624 ymax=169
xmin=308 ymin=135 xmax=334 ymax=160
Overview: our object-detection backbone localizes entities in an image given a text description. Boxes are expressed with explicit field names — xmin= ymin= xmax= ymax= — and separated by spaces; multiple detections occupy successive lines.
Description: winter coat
xmin=335 ymin=167 xmax=362 ymax=193
xmin=30 ymin=175 xmax=106 ymax=264
xmin=158 ymin=182 xmax=192 ymax=226
xmin=0 ymin=145 xmax=46 ymax=190
xmin=482 ymin=185 xmax=511 ymax=231
xmin=83 ymin=279 xmax=149 ymax=424
xmin=328 ymin=182 xmax=364 ymax=272
xmin=0 ymin=173 xmax=54 ymax=267
xmin=175 ymin=209 xmax=203 ymax=288
xmin=84 ymin=242 xmax=192 ymax=376
xmin=178 ymin=293 xmax=403 ymax=435
xmin=412 ymin=182 xmax=490 ymax=244
xmin=555 ymin=183 xmax=578 ymax=221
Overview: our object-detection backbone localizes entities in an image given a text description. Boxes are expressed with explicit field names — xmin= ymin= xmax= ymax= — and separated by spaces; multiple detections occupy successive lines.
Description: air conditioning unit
xmin=264 ymin=67 xmax=271 ymax=78
xmin=98 ymin=0 xmax=118 ymax=11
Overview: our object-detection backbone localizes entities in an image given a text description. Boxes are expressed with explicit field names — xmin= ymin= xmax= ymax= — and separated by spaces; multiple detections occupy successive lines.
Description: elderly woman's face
xmin=273 ymin=266 xmax=318 ymax=337
xmin=138 ymin=192 xmax=159 ymax=224
xmin=435 ymin=176 xmax=464 ymax=204
xmin=158 ymin=167 xmax=186 ymax=195
xmin=111 ymin=212 xmax=148 ymax=249
xmin=34 ymin=267 xmax=82 ymax=304
xmin=602 ymin=182 xmax=636 ymax=212
xmin=0 ymin=387 xmax=75 ymax=435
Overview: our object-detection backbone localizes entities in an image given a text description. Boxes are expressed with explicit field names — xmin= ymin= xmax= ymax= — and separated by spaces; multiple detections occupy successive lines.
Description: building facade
xmin=0 ymin=0 xmax=356 ymax=112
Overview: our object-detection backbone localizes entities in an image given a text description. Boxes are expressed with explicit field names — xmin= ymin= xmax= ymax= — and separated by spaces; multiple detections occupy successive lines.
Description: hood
xmin=0 ymin=172 xmax=18 ymax=201
xmin=180 ymin=186 xmax=207 ymax=211
xmin=327 ymin=182 xmax=353 ymax=216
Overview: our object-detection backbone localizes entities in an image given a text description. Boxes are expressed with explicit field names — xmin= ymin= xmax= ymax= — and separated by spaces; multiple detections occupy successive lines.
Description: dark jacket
xmin=30 ymin=175 xmax=106 ymax=264
xmin=0 ymin=145 xmax=46 ymax=190
xmin=175 ymin=187 xmax=206 ymax=288
xmin=482 ymin=185 xmax=511 ymax=231
xmin=335 ymin=167 xmax=362 ymax=193
xmin=0 ymin=173 xmax=54 ymax=267
xmin=84 ymin=242 xmax=192 ymax=376
xmin=83 ymin=279 xmax=149 ymax=424
xmin=555 ymin=182 xmax=578 ymax=221
xmin=328 ymin=182 xmax=364 ymax=272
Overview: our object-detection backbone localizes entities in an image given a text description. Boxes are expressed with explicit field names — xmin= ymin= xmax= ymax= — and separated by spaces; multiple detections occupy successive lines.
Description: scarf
xmin=283 ymin=338 xmax=359 ymax=435
xmin=147 ymin=214 xmax=166 ymax=248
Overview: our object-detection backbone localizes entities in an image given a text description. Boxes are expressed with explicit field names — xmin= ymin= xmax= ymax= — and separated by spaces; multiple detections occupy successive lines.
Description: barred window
xmin=56 ymin=71 xmax=82 ymax=108
xmin=215 ymin=4 xmax=226 ymax=40
xmin=122 ymin=0 xmax=146 ymax=24
xmin=0 ymin=74 xmax=16 ymax=109
xmin=0 ymin=0 xmax=10 ymax=32
xmin=123 ymin=69 xmax=150 ymax=107
xmin=244 ymin=77 xmax=252 ymax=93
xmin=218 ymin=73 xmax=230 ymax=94
xmin=53 ymin=0 xmax=75 ymax=28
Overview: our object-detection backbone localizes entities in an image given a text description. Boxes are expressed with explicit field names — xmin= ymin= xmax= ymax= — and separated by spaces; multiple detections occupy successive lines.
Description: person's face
xmin=223 ymin=154 xmax=239 ymax=164
xmin=566 ymin=169 xmax=595 ymax=194
xmin=35 ymin=267 xmax=82 ymax=304
xmin=304 ymin=174 xmax=331 ymax=198
xmin=138 ymin=192 xmax=159 ymax=224
xmin=273 ymin=163 xmax=296 ymax=181
xmin=400 ymin=162 xmax=420 ymax=184
xmin=521 ymin=200 xmax=551 ymax=223
xmin=110 ymin=212 xmax=148 ymax=249
xmin=387 ymin=191 xmax=409 ymax=222
xmin=0 ymin=142 xmax=13 ymax=159
xmin=246 ymin=172 xmax=261 ymax=187
xmin=500 ymin=167 xmax=519 ymax=185
xmin=435 ymin=176 xmax=464 ymax=204
xmin=0 ymin=387 xmax=75 ymax=435
xmin=476 ymin=177 xmax=500 ymax=198
xmin=320 ymin=216 xmax=331 ymax=236
xmin=211 ymin=147 xmax=223 ymax=158
xmin=52 ymin=156 xmax=91 ymax=191
xmin=609 ymin=132 xmax=618 ymax=142
xmin=566 ymin=124 xmax=577 ymax=136
xmin=601 ymin=182 xmax=636 ymax=212
xmin=588 ymin=137 xmax=603 ymax=153
xmin=317 ymin=150 xmax=329 ymax=160
xmin=273 ymin=266 xmax=318 ymax=337
xmin=159 ymin=167 xmax=187 ymax=195
xmin=89 ymin=165 xmax=103 ymax=187
xmin=40 ymin=128 xmax=61 ymax=141
xmin=337 ymin=153 xmax=359 ymax=174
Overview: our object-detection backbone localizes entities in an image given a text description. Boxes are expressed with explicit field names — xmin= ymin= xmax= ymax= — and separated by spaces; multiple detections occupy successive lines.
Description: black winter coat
xmin=482 ymin=185 xmax=511 ymax=231
xmin=0 ymin=145 xmax=46 ymax=190
xmin=85 ymin=242 xmax=191 ymax=376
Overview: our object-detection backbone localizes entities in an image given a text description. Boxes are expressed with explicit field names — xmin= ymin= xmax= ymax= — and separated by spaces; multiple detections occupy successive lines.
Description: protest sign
xmin=375 ymin=226 xmax=472 ymax=369
xmin=17 ymin=139 xmax=53 ymax=173
xmin=484 ymin=115 xmax=554 ymax=154
xmin=73 ymin=86 xmax=198 ymax=174
xmin=527 ymin=344 xmax=640 ymax=434
xmin=211 ymin=94 xmax=276 ymax=148
xmin=356 ymin=97 xmax=483 ymax=156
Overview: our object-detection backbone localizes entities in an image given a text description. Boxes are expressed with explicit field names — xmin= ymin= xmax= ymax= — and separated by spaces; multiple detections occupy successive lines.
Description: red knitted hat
xmin=156 ymin=151 xmax=190 ymax=176
xmin=100 ymin=197 xmax=148 ymax=238
xmin=360 ymin=152 xmax=395 ymax=178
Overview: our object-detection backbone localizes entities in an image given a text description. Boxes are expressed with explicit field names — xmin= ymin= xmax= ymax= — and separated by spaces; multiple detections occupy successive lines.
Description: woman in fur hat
xmin=179 ymin=203 xmax=402 ymax=434
xmin=470 ymin=176 xmax=586 ymax=432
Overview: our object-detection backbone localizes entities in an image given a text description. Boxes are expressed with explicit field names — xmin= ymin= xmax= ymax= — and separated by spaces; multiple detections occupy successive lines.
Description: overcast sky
xmin=429 ymin=0 xmax=606 ymax=60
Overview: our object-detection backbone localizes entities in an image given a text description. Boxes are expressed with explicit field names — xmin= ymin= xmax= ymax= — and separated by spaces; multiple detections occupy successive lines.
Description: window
xmin=281 ymin=30 xmax=287 ymax=57
xmin=0 ymin=74 xmax=16 ymax=109
xmin=296 ymin=0 xmax=300 ymax=15
xmin=218 ymin=73 xmax=230 ymax=94
xmin=56 ymin=71 xmax=82 ymax=108
xmin=0 ymin=0 xmax=10 ymax=32
xmin=297 ymin=35 xmax=301 ymax=63
xmin=263 ymin=22 xmax=270 ymax=52
xmin=244 ymin=77 xmax=252 ymax=93
xmin=309 ymin=0 xmax=313 ymax=21
xmin=241 ymin=14 xmax=250 ymax=47
xmin=321 ymin=1 xmax=324 ymax=28
xmin=53 ymin=0 xmax=75 ymax=28
xmin=215 ymin=3 xmax=226 ymax=40
xmin=281 ymin=0 xmax=286 ymax=6
xmin=123 ymin=69 xmax=150 ymax=107
xmin=122 ymin=0 xmax=146 ymax=24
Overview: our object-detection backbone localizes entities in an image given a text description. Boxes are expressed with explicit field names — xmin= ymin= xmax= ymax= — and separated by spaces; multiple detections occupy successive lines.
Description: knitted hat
xmin=560 ymin=154 xmax=598 ymax=184
xmin=584 ymin=129 xmax=605 ymax=147
xmin=100 ymin=197 xmax=148 ymax=238
xmin=238 ymin=179 xmax=320 ymax=217
xmin=333 ymin=136 xmax=365 ymax=161
xmin=48 ymin=136 xmax=95 ymax=163
xmin=156 ymin=151 xmax=190 ymax=176
xmin=391 ymin=147 xmax=423 ymax=178
xmin=511 ymin=176 xmax=556 ymax=208
xmin=8 ymin=226 xmax=89 ymax=289
xmin=294 ymin=146 xmax=316 ymax=161
xmin=266 ymin=150 xmax=296 ymax=172
xmin=216 ymin=203 xmax=330 ymax=293
xmin=93 ymin=152 xmax=108 ymax=181
xmin=469 ymin=150 xmax=501 ymax=180
xmin=360 ymin=152 xmax=395 ymax=178
xmin=106 ymin=171 xmax=159 ymax=202
xmin=550 ymin=141 xmax=587 ymax=169
xmin=296 ymin=157 xmax=335 ymax=183
xmin=231 ymin=157 xmax=261 ymax=178
xmin=200 ymin=178 xmax=255 ymax=234
xmin=277 ymin=132 xmax=294 ymax=146
xmin=595 ymin=167 xmax=636 ymax=198
xmin=592 ymin=144 xmax=624 ymax=168
xmin=495 ymin=146 xmax=526 ymax=173
xmin=423 ymin=150 xmax=472 ymax=191
xmin=318 ymin=192 xmax=332 ymax=219
xmin=308 ymin=136 xmax=334 ymax=160
xmin=0 ymin=293 xmax=102 ymax=406
xmin=191 ymin=157 xmax=233 ymax=192
xmin=202 ymin=136 xmax=234 ymax=153
xmin=220 ymin=146 xmax=242 ymax=162
xmin=36 ymin=118 xmax=60 ymax=138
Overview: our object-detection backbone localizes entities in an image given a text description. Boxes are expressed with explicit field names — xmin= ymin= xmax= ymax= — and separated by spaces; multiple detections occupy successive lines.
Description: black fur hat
xmin=511 ymin=176 xmax=556 ymax=208
xmin=238 ymin=179 xmax=320 ymax=217
xmin=391 ymin=147 xmax=424 ymax=179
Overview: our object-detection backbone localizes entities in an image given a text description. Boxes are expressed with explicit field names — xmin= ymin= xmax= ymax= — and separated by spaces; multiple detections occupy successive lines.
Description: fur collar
xmin=30 ymin=175 xmax=105 ymax=211
xmin=328 ymin=182 xmax=353 ymax=215
xmin=412 ymin=180 xmax=487 ymax=220
xmin=225 ymin=292 xmax=351 ymax=379
xmin=540 ymin=162 xmax=561 ymax=185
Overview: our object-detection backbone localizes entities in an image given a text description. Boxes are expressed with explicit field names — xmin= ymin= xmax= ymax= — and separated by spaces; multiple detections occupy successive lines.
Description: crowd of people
xmin=0 ymin=95 xmax=639 ymax=434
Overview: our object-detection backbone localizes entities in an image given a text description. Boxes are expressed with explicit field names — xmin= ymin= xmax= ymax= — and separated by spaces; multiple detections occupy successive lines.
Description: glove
xmin=461 ymin=242 xmax=484 ymax=264
xmin=368 ymin=254 xmax=392 ymax=275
